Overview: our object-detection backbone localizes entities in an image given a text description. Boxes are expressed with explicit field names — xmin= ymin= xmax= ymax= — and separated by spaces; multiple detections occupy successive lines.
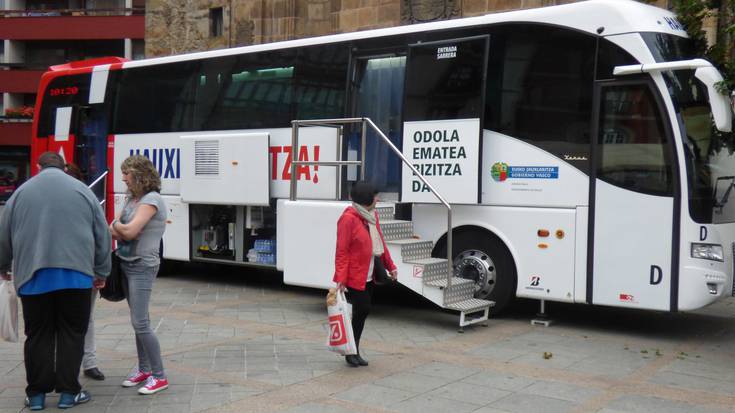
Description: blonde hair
xmin=121 ymin=155 xmax=161 ymax=198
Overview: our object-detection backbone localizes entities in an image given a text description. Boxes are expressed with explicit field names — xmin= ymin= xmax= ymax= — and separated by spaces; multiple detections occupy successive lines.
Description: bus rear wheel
xmin=437 ymin=230 xmax=517 ymax=314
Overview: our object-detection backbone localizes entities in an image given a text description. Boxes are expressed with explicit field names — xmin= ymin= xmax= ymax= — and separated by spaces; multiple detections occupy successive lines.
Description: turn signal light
xmin=538 ymin=243 xmax=548 ymax=249
xmin=537 ymin=229 xmax=550 ymax=237
xmin=556 ymin=230 xmax=565 ymax=239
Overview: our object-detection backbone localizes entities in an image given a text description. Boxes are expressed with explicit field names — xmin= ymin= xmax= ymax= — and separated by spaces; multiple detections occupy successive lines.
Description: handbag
xmin=100 ymin=252 xmax=127 ymax=302
xmin=326 ymin=290 xmax=357 ymax=355
xmin=0 ymin=280 xmax=18 ymax=342
xmin=372 ymin=256 xmax=390 ymax=286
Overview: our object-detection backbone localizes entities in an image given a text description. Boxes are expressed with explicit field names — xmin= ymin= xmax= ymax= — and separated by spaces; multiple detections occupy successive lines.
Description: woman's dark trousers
xmin=20 ymin=288 xmax=92 ymax=397
xmin=347 ymin=282 xmax=373 ymax=352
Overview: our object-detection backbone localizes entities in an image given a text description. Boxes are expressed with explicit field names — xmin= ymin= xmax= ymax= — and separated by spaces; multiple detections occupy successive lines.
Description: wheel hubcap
xmin=454 ymin=249 xmax=495 ymax=298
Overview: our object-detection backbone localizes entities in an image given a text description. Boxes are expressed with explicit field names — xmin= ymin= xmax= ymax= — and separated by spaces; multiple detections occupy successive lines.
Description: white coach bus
xmin=31 ymin=0 xmax=735 ymax=326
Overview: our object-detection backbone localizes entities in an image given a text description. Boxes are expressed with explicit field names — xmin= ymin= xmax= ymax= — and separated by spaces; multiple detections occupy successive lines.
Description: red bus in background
xmin=30 ymin=57 xmax=127 ymax=220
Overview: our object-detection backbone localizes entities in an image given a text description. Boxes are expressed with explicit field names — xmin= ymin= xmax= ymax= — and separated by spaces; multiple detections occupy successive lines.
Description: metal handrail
xmin=88 ymin=170 xmax=108 ymax=207
xmin=290 ymin=117 xmax=454 ymax=290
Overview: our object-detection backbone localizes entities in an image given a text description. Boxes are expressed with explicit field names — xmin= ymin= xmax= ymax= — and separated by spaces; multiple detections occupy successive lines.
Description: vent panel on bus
xmin=194 ymin=140 xmax=220 ymax=176
xmin=180 ymin=133 xmax=270 ymax=205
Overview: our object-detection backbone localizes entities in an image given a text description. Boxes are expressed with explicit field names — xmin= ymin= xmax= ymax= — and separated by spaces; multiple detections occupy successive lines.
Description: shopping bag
xmin=326 ymin=289 xmax=357 ymax=355
xmin=0 ymin=279 xmax=18 ymax=343
xmin=100 ymin=253 xmax=127 ymax=302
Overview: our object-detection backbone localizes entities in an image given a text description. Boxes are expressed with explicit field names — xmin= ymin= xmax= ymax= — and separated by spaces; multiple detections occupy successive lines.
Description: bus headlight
xmin=691 ymin=243 xmax=724 ymax=262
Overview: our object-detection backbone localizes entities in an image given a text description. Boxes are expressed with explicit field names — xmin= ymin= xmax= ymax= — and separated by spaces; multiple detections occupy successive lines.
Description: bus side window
xmin=597 ymin=84 xmax=673 ymax=196
xmin=484 ymin=25 xmax=597 ymax=173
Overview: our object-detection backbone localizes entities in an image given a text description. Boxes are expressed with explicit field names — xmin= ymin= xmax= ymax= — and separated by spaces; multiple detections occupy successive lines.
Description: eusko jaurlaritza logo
xmin=491 ymin=162 xmax=509 ymax=182
xmin=491 ymin=162 xmax=559 ymax=182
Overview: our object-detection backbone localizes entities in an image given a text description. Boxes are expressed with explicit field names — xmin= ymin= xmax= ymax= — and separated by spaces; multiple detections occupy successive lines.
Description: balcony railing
xmin=0 ymin=117 xmax=33 ymax=123
xmin=0 ymin=8 xmax=144 ymax=17
xmin=0 ymin=62 xmax=53 ymax=70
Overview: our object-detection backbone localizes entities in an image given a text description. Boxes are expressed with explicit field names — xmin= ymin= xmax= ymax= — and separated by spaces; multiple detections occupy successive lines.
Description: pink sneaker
xmin=138 ymin=376 xmax=169 ymax=395
xmin=121 ymin=370 xmax=151 ymax=387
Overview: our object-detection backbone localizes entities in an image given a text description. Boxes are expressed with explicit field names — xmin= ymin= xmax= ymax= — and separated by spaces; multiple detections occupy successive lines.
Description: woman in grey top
xmin=109 ymin=155 xmax=169 ymax=395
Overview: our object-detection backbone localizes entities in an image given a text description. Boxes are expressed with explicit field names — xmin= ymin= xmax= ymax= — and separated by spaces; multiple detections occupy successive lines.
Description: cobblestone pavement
xmin=1 ymin=265 xmax=735 ymax=413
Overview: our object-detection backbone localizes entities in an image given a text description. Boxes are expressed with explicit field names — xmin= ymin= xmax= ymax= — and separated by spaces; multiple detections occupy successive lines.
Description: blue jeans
xmin=122 ymin=262 xmax=164 ymax=378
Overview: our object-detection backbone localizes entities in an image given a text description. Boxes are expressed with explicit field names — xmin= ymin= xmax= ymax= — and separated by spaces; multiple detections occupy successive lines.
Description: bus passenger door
xmin=401 ymin=36 xmax=488 ymax=204
xmin=348 ymin=53 xmax=406 ymax=198
xmin=590 ymin=81 xmax=679 ymax=310
xmin=73 ymin=104 xmax=109 ymax=203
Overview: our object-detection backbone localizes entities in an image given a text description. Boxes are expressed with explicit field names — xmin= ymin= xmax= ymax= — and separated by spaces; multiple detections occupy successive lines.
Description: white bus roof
xmin=124 ymin=0 xmax=685 ymax=69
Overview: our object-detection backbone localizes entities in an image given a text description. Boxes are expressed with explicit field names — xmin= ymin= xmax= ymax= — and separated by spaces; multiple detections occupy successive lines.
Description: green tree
xmin=671 ymin=0 xmax=734 ymax=92
xmin=668 ymin=0 xmax=733 ymax=156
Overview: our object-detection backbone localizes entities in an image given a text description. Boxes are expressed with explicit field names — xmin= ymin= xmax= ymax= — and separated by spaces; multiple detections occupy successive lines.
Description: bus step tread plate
xmin=445 ymin=298 xmax=495 ymax=312
xmin=376 ymin=206 xmax=395 ymax=222
xmin=381 ymin=221 xmax=415 ymax=240
xmin=425 ymin=277 xmax=474 ymax=290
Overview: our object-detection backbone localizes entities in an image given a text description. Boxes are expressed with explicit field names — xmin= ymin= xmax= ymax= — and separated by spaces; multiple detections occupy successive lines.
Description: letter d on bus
xmin=650 ymin=265 xmax=663 ymax=285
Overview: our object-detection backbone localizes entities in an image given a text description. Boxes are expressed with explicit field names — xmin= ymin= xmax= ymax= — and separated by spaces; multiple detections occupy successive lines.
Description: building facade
xmin=144 ymin=0 xmax=673 ymax=57
xmin=0 ymin=0 xmax=145 ymax=203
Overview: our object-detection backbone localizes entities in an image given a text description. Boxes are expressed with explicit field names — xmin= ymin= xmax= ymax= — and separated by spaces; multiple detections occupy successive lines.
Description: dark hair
xmin=38 ymin=151 xmax=65 ymax=170
xmin=64 ymin=163 xmax=83 ymax=181
xmin=350 ymin=181 xmax=377 ymax=206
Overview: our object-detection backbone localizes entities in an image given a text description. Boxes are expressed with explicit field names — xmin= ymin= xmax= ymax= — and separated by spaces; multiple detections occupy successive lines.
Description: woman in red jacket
xmin=333 ymin=181 xmax=398 ymax=367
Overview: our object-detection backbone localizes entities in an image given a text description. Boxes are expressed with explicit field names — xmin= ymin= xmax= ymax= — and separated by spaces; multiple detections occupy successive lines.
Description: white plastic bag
xmin=326 ymin=290 xmax=357 ymax=355
xmin=0 ymin=280 xmax=18 ymax=343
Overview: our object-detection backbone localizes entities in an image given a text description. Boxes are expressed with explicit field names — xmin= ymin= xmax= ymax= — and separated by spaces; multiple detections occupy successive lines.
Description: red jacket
xmin=333 ymin=206 xmax=397 ymax=291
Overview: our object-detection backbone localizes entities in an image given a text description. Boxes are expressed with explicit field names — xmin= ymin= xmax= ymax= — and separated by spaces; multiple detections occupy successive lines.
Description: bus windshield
xmin=668 ymin=69 xmax=735 ymax=224
xmin=665 ymin=70 xmax=735 ymax=224
xmin=643 ymin=33 xmax=735 ymax=224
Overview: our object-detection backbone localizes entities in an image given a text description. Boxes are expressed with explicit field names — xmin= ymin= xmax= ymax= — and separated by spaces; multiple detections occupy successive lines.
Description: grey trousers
xmin=81 ymin=290 xmax=98 ymax=370
xmin=122 ymin=262 xmax=165 ymax=379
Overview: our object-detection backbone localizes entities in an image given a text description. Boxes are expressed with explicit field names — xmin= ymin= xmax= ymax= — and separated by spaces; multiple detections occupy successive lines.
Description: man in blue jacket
xmin=0 ymin=151 xmax=111 ymax=410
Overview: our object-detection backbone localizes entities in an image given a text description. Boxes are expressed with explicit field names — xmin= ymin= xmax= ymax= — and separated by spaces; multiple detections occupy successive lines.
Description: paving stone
xmin=148 ymin=403 xmax=192 ymax=412
xmin=281 ymin=402 xmax=356 ymax=413
xmin=521 ymin=380 xmax=600 ymax=403
xmin=595 ymin=409 xmax=633 ymax=413
xmin=605 ymin=395 xmax=733 ymax=413
xmin=0 ymin=272 xmax=733 ymax=413
xmin=390 ymin=393 xmax=481 ymax=413
xmin=461 ymin=372 xmax=536 ymax=392
xmin=373 ymin=372 xmax=454 ymax=393
xmin=508 ymin=349 xmax=589 ymax=369
xmin=566 ymin=358 xmax=642 ymax=380
xmin=470 ymin=408 xmax=514 ymax=413
xmin=426 ymin=381 xmax=511 ymax=405
xmin=408 ymin=362 xmax=481 ymax=381
xmin=662 ymin=358 xmax=735 ymax=382
xmin=468 ymin=344 xmax=531 ymax=362
xmin=334 ymin=383 xmax=415 ymax=407
xmin=489 ymin=393 xmax=578 ymax=413
xmin=648 ymin=370 xmax=735 ymax=395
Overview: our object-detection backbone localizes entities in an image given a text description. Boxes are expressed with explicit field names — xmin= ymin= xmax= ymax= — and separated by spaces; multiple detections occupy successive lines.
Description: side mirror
xmin=694 ymin=66 xmax=732 ymax=133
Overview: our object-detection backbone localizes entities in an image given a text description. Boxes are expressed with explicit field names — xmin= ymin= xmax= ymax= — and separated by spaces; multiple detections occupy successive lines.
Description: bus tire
xmin=436 ymin=228 xmax=517 ymax=314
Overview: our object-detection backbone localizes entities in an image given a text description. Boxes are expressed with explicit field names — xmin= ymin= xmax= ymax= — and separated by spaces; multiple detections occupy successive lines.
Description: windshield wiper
xmin=713 ymin=175 xmax=735 ymax=212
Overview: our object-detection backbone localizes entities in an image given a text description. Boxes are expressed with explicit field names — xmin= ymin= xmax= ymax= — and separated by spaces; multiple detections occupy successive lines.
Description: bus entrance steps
xmin=377 ymin=205 xmax=494 ymax=329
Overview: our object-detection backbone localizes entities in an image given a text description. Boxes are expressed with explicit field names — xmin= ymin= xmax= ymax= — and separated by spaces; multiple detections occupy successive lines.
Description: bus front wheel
xmin=436 ymin=229 xmax=517 ymax=314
